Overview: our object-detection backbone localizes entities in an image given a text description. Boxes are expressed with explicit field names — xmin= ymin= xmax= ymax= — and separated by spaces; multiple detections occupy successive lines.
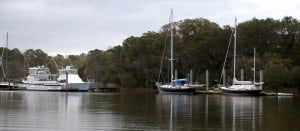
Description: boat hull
xmin=220 ymin=86 xmax=263 ymax=96
xmin=25 ymin=83 xmax=90 ymax=92
xmin=158 ymin=87 xmax=195 ymax=94
xmin=26 ymin=84 xmax=63 ymax=91
xmin=156 ymin=82 xmax=196 ymax=94
xmin=63 ymin=82 xmax=91 ymax=92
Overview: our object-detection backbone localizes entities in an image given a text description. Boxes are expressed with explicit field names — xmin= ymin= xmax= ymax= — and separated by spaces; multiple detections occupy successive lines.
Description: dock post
xmin=190 ymin=70 xmax=193 ymax=84
xmin=260 ymin=70 xmax=263 ymax=90
xmin=66 ymin=72 xmax=69 ymax=89
xmin=206 ymin=70 xmax=209 ymax=91
xmin=222 ymin=69 xmax=226 ymax=86
xmin=241 ymin=69 xmax=244 ymax=81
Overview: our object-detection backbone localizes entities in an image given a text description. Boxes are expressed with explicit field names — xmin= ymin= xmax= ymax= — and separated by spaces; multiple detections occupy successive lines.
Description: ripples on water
xmin=0 ymin=91 xmax=299 ymax=130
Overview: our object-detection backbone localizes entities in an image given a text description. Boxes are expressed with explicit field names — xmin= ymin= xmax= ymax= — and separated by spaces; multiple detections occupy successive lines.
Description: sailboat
xmin=155 ymin=9 xmax=200 ymax=94
xmin=219 ymin=18 xmax=263 ymax=95
xmin=0 ymin=33 xmax=14 ymax=88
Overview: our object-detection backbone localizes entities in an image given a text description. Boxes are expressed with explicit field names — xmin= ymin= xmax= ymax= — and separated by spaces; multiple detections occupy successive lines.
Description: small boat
xmin=57 ymin=65 xmax=91 ymax=91
xmin=23 ymin=66 xmax=63 ymax=91
xmin=156 ymin=9 xmax=200 ymax=94
xmin=219 ymin=18 xmax=263 ymax=95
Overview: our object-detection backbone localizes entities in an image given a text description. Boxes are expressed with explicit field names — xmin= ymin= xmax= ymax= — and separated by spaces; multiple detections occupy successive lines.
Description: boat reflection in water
xmin=0 ymin=91 xmax=298 ymax=130
xmin=156 ymin=94 xmax=196 ymax=130
xmin=156 ymin=94 xmax=264 ymax=130
xmin=23 ymin=91 xmax=88 ymax=130
xmin=220 ymin=96 xmax=263 ymax=131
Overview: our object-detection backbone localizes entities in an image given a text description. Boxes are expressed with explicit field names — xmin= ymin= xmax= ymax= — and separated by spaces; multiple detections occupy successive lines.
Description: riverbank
xmin=0 ymin=86 xmax=299 ymax=96
xmin=0 ymin=86 xmax=26 ymax=91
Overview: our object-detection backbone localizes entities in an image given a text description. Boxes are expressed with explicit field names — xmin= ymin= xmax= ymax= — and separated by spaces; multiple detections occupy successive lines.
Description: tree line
xmin=1 ymin=16 xmax=300 ymax=91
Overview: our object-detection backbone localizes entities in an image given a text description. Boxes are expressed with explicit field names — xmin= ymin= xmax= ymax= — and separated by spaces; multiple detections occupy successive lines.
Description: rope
xmin=219 ymin=29 xmax=234 ymax=84
xmin=157 ymin=31 xmax=169 ymax=82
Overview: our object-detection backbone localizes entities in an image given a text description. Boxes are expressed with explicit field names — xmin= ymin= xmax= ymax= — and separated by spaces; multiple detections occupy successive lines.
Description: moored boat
xmin=22 ymin=66 xmax=63 ymax=91
xmin=57 ymin=65 xmax=90 ymax=91
xmin=156 ymin=9 xmax=200 ymax=94
xmin=219 ymin=18 xmax=263 ymax=95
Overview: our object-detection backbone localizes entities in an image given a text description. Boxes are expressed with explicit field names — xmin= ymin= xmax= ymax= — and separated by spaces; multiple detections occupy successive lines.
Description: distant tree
xmin=85 ymin=49 xmax=108 ymax=84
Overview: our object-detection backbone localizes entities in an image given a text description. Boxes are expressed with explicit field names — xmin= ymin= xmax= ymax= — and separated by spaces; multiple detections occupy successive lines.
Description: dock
xmin=195 ymin=90 xmax=293 ymax=96
xmin=90 ymin=87 xmax=119 ymax=92
xmin=263 ymin=92 xmax=293 ymax=96
xmin=0 ymin=86 xmax=26 ymax=91
xmin=89 ymin=83 xmax=120 ymax=92
xmin=196 ymin=90 xmax=220 ymax=94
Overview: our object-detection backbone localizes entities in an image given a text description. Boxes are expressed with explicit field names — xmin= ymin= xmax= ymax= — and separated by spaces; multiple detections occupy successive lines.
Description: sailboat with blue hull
xmin=155 ymin=9 xmax=200 ymax=94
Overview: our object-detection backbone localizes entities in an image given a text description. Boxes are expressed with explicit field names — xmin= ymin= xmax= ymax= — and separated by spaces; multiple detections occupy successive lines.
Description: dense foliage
xmin=1 ymin=16 xmax=300 ymax=90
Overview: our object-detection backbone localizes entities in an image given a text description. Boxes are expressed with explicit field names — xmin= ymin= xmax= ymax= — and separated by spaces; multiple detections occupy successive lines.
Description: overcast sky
xmin=1 ymin=0 xmax=300 ymax=55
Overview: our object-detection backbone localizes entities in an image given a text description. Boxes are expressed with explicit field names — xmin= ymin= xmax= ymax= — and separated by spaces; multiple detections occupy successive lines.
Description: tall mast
xmin=233 ymin=17 xmax=237 ymax=81
xmin=5 ymin=33 xmax=8 ymax=80
xmin=253 ymin=47 xmax=256 ymax=83
xmin=170 ymin=9 xmax=174 ymax=82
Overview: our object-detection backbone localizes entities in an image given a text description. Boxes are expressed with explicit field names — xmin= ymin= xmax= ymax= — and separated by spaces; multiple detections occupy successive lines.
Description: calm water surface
xmin=0 ymin=90 xmax=299 ymax=130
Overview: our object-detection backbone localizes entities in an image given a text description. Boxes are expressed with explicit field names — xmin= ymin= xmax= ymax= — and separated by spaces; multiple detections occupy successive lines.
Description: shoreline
xmin=0 ymin=86 xmax=298 ymax=96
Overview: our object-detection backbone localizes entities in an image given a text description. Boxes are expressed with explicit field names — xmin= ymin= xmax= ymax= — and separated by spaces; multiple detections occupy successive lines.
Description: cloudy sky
xmin=1 ymin=0 xmax=300 ymax=55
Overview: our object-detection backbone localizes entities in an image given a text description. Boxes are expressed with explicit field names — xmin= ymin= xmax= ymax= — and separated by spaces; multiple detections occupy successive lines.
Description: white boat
xmin=23 ymin=66 xmax=63 ymax=91
xmin=219 ymin=18 xmax=263 ymax=95
xmin=57 ymin=66 xmax=90 ymax=91
xmin=155 ymin=9 xmax=200 ymax=94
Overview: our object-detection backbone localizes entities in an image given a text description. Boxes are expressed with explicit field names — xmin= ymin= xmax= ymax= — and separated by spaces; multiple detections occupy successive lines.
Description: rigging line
xmin=157 ymin=31 xmax=169 ymax=82
xmin=51 ymin=57 xmax=60 ymax=72
xmin=22 ymin=52 xmax=29 ymax=69
xmin=1 ymin=38 xmax=5 ymax=78
xmin=158 ymin=10 xmax=174 ymax=82
xmin=219 ymin=29 xmax=234 ymax=84
xmin=67 ymin=56 xmax=74 ymax=67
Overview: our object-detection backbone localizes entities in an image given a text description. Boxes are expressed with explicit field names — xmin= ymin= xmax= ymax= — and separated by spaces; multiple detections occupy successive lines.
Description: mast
xmin=5 ymin=33 xmax=8 ymax=80
xmin=253 ymin=47 xmax=256 ymax=83
xmin=170 ymin=9 xmax=174 ymax=82
xmin=233 ymin=17 xmax=237 ymax=81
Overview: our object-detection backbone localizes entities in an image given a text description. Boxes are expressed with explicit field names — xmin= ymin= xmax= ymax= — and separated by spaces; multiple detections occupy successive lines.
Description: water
xmin=0 ymin=91 xmax=299 ymax=130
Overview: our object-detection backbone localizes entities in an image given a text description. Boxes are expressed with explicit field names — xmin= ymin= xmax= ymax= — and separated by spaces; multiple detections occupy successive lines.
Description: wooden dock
xmin=196 ymin=90 xmax=220 ymax=94
xmin=90 ymin=87 xmax=119 ymax=92
xmin=89 ymin=83 xmax=120 ymax=92
xmin=195 ymin=90 xmax=293 ymax=96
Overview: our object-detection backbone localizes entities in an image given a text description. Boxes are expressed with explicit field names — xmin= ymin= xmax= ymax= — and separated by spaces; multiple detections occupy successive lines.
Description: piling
xmin=190 ymin=70 xmax=193 ymax=84
xmin=206 ymin=70 xmax=209 ymax=91
xmin=222 ymin=69 xmax=226 ymax=86
xmin=66 ymin=72 xmax=69 ymax=89
xmin=260 ymin=70 xmax=263 ymax=90
xmin=241 ymin=69 xmax=244 ymax=81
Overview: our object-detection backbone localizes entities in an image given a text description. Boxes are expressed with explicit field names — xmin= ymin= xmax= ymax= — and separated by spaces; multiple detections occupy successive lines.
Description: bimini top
xmin=171 ymin=79 xmax=187 ymax=85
